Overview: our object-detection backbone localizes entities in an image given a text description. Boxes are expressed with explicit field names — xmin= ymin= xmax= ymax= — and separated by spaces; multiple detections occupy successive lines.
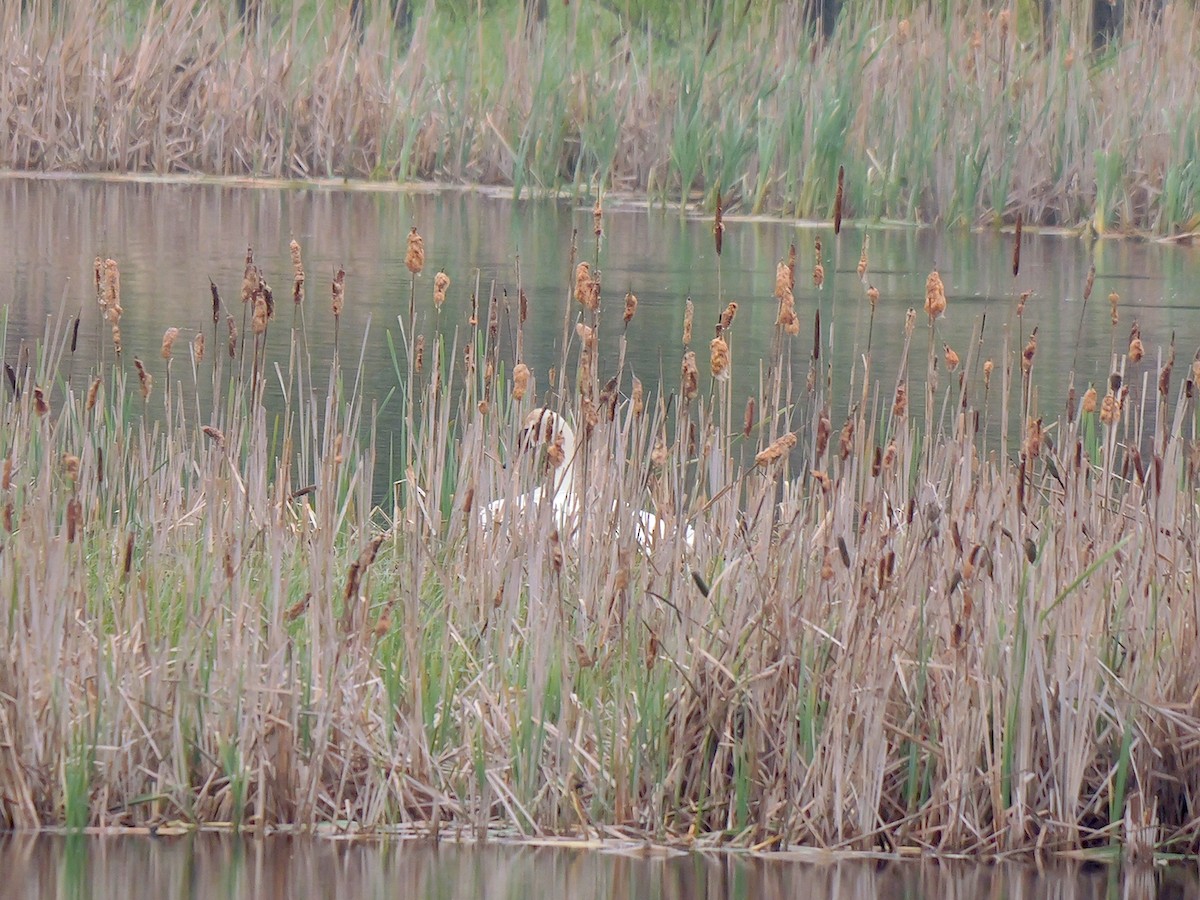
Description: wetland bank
xmin=4 ymin=0 xmax=1200 ymax=883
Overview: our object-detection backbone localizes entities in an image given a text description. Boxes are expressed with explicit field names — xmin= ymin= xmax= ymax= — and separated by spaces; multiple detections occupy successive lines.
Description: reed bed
xmin=3 ymin=0 xmax=1200 ymax=233
xmin=2 ymin=218 xmax=1200 ymax=860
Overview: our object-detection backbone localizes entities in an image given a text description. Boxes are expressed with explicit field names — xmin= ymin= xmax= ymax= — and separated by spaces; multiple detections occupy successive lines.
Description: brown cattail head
xmin=593 ymin=194 xmax=603 ymax=237
xmin=332 ymin=267 xmax=346 ymax=319
xmin=62 ymin=453 xmax=80 ymax=482
xmin=1100 ymin=390 xmax=1119 ymax=425
xmin=102 ymin=258 xmax=122 ymax=324
xmin=719 ymin=301 xmax=738 ymax=332
xmin=512 ymin=362 xmax=531 ymax=401
xmin=710 ymin=336 xmax=730 ymax=381
xmin=839 ymin=414 xmax=854 ymax=459
xmin=111 ymin=324 xmax=123 ymax=356
xmin=1082 ymin=384 xmax=1098 ymax=414
xmin=1016 ymin=290 xmax=1032 ymax=317
xmin=924 ymin=269 xmax=947 ymax=320
xmin=33 ymin=386 xmax=49 ymax=417
xmin=857 ymin=235 xmax=869 ymax=281
xmin=1109 ymin=291 xmax=1120 ymax=325
xmin=787 ymin=243 xmax=797 ymax=290
xmin=226 ymin=315 xmax=238 ymax=358
xmin=897 ymin=18 xmax=911 ymax=43
xmin=414 ymin=335 xmax=425 ymax=374
xmin=1022 ymin=328 xmax=1038 ymax=375
xmin=944 ymin=343 xmax=960 ymax=371
xmin=983 ymin=358 xmax=995 ymax=388
xmin=405 ymin=227 xmax=425 ymax=275
xmin=209 ymin=278 xmax=221 ymax=324
xmin=241 ymin=248 xmax=256 ymax=304
xmin=1024 ymin=417 xmax=1043 ymax=458
xmin=813 ymin=262 xmax=825 ymax=289
xmin=290 ymin=239 xmax=305 ymax=304
xmin=1012 ymin=213 xmax=1022 ymax=276
xmin=775 ymin=262 xmax=790 ymax=300
xmin=1128 ymin=321 xmax=1144 ymax=363
xmin=1084 ymin=264 xmax=1095 ymax=301
xmin=623 ymin=291 xmax=638 ymax=325
xmin=816 ymin=407 xmax=831 ymax=457
xmin=755 ymin=432 xmax=796 ymax=466
xmin=193 ymin=332 xmax=205 ymax=363
xmin=867 ymin=284 xmax=879 ymax=309
xmin=434 ymin=270 xmax=450 ymax=308
xmin=632 ymin=377 xmax=644 ymax=416
xmin=133 ymin=358 xmax=152 ymax=401
xmin=1159 ymin=338 xmax=1176 ymax=397
xmin=683 ymin=298 xmax=694 ymax=345
xmin=86 ymin=376 xmax=101 ymax=412
xmin=778 ymin=291 xmax=800 ymax=336
xmin=252 ymin=294 xmax=269 ymax=334
xmin=893 ymin=380 xmax=908 ymax=417
xmin=574 ymin=262 xmax=591 ymax=306
xmin=713 ymin=190 xmax=725 ymax=256
xmin=744 ymin=396 xmax=756 ymax=436
xmin=94 ymin=257 xmax=103 ymax=303
xmin=681 ymin=351 xmax=699 ymax=400
xmin=161 ymin=327 xmax=180 ymax=360
xmin=833 ymin=165 xmax=845 ymax=234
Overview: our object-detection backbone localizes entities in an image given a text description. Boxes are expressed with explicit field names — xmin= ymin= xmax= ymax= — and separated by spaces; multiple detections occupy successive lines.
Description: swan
xmin=481 ymin=408 xmax=694 ymax=554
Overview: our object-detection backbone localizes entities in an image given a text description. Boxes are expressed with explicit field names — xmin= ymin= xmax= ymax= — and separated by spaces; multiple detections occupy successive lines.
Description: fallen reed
xmin=2 ymin=1 xmax=1200 ymax=233
xmin=2 ymin=222 xmax=1200 ymax=863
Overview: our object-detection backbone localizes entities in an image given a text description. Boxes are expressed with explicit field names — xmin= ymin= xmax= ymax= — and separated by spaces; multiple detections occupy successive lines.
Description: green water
xmin=1 ymin=834 xmax=1193 ymax=899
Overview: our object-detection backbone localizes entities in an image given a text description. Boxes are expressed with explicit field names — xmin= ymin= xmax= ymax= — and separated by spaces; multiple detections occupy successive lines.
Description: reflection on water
xmin=1 ymin=835 xmax=1194 ymax=900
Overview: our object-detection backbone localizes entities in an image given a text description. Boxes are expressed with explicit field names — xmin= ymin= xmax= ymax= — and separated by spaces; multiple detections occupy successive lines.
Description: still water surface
xmin=1 ymin=835 xmax=1195 ymax=900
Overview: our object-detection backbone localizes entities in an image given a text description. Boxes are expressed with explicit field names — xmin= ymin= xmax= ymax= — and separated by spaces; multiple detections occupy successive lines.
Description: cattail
xmin=86 ymin=376 xmax=101 ymax=412
xmin=867 ymin=284 xmax=879 ymax=309
xmin=857 ymin=235 xmax=869 ymax=281
xmin=66 ymin=496 xmax=81 ymax=543
xmin=719 ymin=301 xmax=738 ymax=332
xmin=774 ymin=262 xmax=790 ymax=299
xmin=32 ymin=386 xmax=48 ymax=417
xmin=94 ymin=257 xmax=103 ymax=304
xmin=813 ymin=238 xmax=824 ymax=289
xmin=287 ymin=238 xmax=304 ymax=305
xmin=839 ymin=415 xmax=854 ymax=459
xmin=833 ymin=165 xmax=844 ymax=234
xmin=632 ymin=377 xmax=644 ymax=416
xmin=414 ymin=335 xmax=425 ymax=374
xmin=787 ymin=243 xmax=796 ymax=290
xmin=202 ymin=425 xmax=225 ymax=446
xmin=133 ymin=359 xmax=152 ymax=401
xmin=241 ymin=248 xmax=256 ymax=305
xmin=623 ymin=291 xmax=638 ymax=325
xmin=332 ymin=267 xmax=346 ymax=319
xmin=744 ymin=397 xmax=756 ymax=436
xmin=904 ymin=307 xmax=917 ymax=337
xmin=777 ymin=291 xmax=800 ymax=336
xmin=1022 ymin=328 xmax=1038 ymax=375
xmin=1012 ymin=213 xmax=1022 ymax=276
xmin=575 ymin=262 xmax=591 ymax=306
xmin=683 ymin=298 xmax=694 ymax=345
xmin=713 ymin=190 xmax=724 ymax=256
xmin=209 ymin=279 xmax=221 ymax=325
xmin=1109 ymin=291 xmax=1119 ymax=325
xmin=1128 ymin=321 xmax=1144 ymax=363
xmin=755 ymin=432 xmax=796 ymax=466
xmin=1024 ymin=417 xmax=1043 ymax=458
xmin=710 ymin=337 xmax=730 ymax=381
xmin=924 ymin=269 xmax=946 ymax=320
xmin=111 ymin=324 xmax=122 ymax=356
xmin=1080 ymin=384 xmax=1098 ymax=414
xmin=62 ymin=453 xmax=80 ymax=482
xmin=593 ymin=195 xmax=603 ymax=237
xmin=1100 ymin=390 xmax=1119 ymax=425
xmin=434 ymin=271 xmax=450 ymax=308
xmin=681 ymin=351 xmax=699 ymax=400
xmin=1084 ymin=265 xmax=1095 ymax=301
xmin=161 ymin=327 xmax=180 ymax=360
xmin=193 ymin=332 xmax=205 ymax=363
xmin=512 ymin=362 xmax=530 ymax=400
xmin=944 ymin=343 xmax=960 ymax=371
xmin=546 ymin=433 xmax=566 ymax=470
xmin=1159 ymin=340 xmax=1175 ymax=397
xmin=226 ymin=315 xmax=238 ymax=358
xmin=519 ymin=288 xmax=528 ymax=325
xmin=815 ymin=408 xmax=831 ymax=457
xmin=405 ymin=227 xmax=425 ymax=275
xmin=103 ymin=258 xmax=122 ymax=323
xmin=882 ymin=440 xmax=897 ymax=471
xmin=252 ymin=294 xmax=269 ymax=334
xmin=897 ymin=18 xmax=911 ymax=43
xmin=893 ymin=380 xmax=908 ymax=417
xmin=1016 ymin=290 xmax=1032 ymax=317
xmin=983 ymin=359 xmax=994 ymax=388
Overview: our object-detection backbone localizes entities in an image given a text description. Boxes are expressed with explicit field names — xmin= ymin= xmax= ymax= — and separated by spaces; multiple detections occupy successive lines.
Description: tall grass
xmin=1 ymin=214 xmax=1200 ymax=857
xmin=2 ymin=0 xmax=1200 ymax=233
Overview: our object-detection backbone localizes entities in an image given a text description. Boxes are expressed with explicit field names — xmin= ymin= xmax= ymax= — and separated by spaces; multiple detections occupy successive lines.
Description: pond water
xmin=1 ymin=834 xmax=1195 ymax=900
xmin=5 ymin=176 xmax=1199 ymax=454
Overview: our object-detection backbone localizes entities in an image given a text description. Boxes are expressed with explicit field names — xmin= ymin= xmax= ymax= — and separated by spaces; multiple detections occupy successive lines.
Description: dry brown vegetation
xmin=3 ymin=217 xmax=1200 ymax=858
xmin=2 ymin=1 xmax=1199 ymax=232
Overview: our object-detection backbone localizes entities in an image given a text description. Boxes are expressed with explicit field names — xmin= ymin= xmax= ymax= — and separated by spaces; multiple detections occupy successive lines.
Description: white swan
xmin=481 ymin=407 xmax=693 ymax=554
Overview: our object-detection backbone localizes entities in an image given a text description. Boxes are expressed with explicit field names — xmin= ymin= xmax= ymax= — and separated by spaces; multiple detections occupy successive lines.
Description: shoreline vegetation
xmin=3 ymin=207 xmax=1200 ymax=859
xmin=4 ymin=1 xmax=1200 ymax=234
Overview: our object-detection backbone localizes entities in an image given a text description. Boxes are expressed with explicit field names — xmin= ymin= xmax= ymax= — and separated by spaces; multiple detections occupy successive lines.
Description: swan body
xmin=481 ymin=408 xmax=693 ymax=553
